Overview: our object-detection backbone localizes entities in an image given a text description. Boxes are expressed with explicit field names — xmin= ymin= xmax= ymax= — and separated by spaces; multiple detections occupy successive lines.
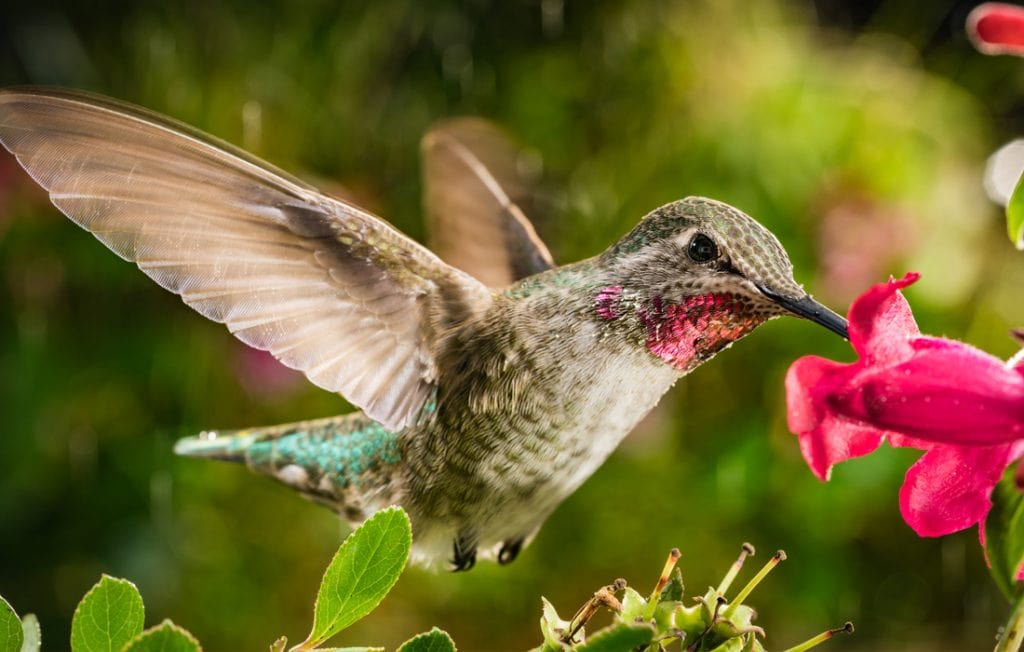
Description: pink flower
xmin=968 ymin=2 xmax=1024 ymax=57
xmin=786 ymin=273 xmax=1024 ymax=538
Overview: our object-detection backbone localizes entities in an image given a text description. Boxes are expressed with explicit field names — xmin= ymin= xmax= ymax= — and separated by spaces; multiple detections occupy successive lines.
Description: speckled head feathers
xmin=605 ymin=197 xmax=804 ymax=301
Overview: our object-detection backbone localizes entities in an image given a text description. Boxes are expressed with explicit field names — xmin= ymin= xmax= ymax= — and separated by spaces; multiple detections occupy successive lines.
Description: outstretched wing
xmin=421 ymin=118 xmax=554 ymax=288
xmin=0 ymin=88 xmax=492 ymax=431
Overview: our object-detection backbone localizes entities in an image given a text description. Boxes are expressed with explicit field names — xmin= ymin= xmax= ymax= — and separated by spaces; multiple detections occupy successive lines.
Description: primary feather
xmin=0 ymin=88 xmax=491 ymax=431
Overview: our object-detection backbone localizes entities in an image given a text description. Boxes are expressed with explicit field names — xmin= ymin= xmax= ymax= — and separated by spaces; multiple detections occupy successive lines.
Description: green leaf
xmin=0 ymin=595 xmax=23 ymax=652
xmin=618 ymin=587 xmax=648 ymax=623
xmin=122 ymin=620 xmax=200 ymax=652
xmin=396 ymin=628 xmax=456 ymax=652
xmin=295 ymin=506 xmax=411 ymax=650
xmin=538 ymin=597 xmax=571 ymax=650
xmin=1008 ymin=171 xmax=1024 ymax=250
xmin=984 ymin=465 xmax=1024 ymax=600
xmin=313 ymin=648 xmax=384 ymax=652
xmin=576 ymin=622 xmax=655 ymax=652
xmin=659 ymin=568 xmax=685 ymax=603
xmin=19 ymin=614 xmax=40 ymax=652
xmin=70 ymin=575 xmax=145 ymax=652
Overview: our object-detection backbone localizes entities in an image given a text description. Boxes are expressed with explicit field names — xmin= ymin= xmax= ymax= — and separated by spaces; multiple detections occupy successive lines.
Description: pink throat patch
xmin=594 ymin=286 xmax=762 ymax=370
xmin=640 ymin=292 xmax=760 ymax=370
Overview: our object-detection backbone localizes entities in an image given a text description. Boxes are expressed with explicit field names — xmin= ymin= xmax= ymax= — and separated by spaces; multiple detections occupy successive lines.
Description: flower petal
xmin=847 ymin=273 xmax=920 ymax=364
xmin=968 ymin=2 xmax=1024 ymax=57
xmin=851 ymin=337 xmax=1024 ymax=445
xmin=1009 ymin=332 xmax=1024 ymax=372
xmin=786 ymin=355 xmax=885 ymax=480
xmin=899 ymin=444 xmax=1014 ymax=537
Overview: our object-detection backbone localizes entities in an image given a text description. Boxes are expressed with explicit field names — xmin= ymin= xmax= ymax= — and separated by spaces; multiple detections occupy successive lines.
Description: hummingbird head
xmin=598 ymin=197 xmax=846 ymax=370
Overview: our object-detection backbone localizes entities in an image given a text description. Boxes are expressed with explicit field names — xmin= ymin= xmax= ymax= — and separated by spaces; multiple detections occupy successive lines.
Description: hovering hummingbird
xmin=0 ymin=88 xmax=847 ymax=570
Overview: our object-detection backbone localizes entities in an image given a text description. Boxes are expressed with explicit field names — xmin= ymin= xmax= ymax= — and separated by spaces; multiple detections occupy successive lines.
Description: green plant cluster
xmin=0 ymin=508 xmax=455 ymax=652
xmin=535 ymin=548 xmax=851 ymax=652
xmin=0 ymin=508 xmax=860 ymax=652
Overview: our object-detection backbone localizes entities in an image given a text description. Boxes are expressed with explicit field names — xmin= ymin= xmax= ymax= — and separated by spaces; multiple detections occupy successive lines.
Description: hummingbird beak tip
xmin=758 ymin=286 xmax=849 ymax=340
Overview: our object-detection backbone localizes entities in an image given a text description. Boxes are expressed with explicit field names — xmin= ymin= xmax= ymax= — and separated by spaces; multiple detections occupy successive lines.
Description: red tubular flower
xmin=968 ymin=2 xmax=1024 ymax=57
xmin=786 ymin=273 xmax=1024 ymax=538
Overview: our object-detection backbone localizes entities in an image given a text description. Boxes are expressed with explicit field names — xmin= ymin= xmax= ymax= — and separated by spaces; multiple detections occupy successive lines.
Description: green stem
xmin=722 ymin=551 xmax=785 ymax=619
xmin=996 ymin=593 xmax=1024 ymax=652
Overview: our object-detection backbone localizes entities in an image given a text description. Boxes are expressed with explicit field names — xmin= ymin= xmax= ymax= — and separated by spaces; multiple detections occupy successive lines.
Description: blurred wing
xmin=0 ymin=88 xmax=491 ymax=431
xmin=421 ymin=118 xmax=554 ymax=287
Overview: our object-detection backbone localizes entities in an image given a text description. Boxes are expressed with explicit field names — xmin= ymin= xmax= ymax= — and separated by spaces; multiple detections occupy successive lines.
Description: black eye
xmin=688 ymin=233 xmax=718 ymax=263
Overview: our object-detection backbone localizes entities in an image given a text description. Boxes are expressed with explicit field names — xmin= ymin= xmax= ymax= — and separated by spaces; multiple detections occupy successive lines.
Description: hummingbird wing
xmin=421 ymin=118 xmax=554 ymax=287
xmin=0 ymin=88 xmax=492 ymax=432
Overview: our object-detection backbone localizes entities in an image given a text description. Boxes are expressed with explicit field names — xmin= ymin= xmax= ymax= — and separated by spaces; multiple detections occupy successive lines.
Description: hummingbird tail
xmin=173 ymin=429 xmax=260 ymax=461
xmin=174 ymin=413 xmax=404 ymax=522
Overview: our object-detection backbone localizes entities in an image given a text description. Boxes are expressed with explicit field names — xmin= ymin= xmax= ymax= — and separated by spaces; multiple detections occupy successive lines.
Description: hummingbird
xmin=0 ymin=88 xmax=847 ymax=570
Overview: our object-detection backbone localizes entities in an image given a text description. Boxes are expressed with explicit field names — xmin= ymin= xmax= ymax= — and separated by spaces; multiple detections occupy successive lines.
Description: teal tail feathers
xmin=173 ymin=429 xmax=260 ymax=461
xmin=174 ymin=413 xmax=404 ymax=521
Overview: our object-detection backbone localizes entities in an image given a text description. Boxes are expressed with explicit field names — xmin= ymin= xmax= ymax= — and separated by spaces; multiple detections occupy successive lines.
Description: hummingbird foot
xmin=450 ymin=532 xmax=478 ymax=572
xmin=497 ymin=537 xmax=524 ymax=565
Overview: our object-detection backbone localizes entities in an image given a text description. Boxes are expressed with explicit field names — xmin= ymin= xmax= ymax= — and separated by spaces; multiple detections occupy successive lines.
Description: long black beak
xmin=759 ymin=286 xmax=849 ymax=339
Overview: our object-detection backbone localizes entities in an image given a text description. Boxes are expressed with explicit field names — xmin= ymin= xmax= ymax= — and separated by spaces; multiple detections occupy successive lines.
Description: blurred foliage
xmin=1 ymin=0 xmax=1023 ymax=650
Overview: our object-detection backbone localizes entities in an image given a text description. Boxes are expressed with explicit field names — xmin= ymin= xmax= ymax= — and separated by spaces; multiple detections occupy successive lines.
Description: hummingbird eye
xmin=687 ymin=233 xmax=719 ymax=263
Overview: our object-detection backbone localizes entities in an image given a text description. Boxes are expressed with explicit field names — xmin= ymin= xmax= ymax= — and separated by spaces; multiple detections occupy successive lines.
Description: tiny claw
xmin=450 ymin=535 xmax=477 ymax=572
xmin=742 ymin=542 xmax=756 ymax=555
xmin=498 ymin=537 xmax=524 ymax=565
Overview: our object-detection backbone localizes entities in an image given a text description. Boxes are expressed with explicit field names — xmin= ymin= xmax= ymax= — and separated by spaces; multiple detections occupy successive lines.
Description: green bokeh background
xmin=1 ymin=1 xmax=1023 ymax=650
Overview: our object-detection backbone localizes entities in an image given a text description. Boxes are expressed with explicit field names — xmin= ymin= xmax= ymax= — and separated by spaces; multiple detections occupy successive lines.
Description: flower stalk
xmin=996 ymin=593 xmax=1024 ymax=652
xmin=722 ymin=550 xmax=785 ymax=618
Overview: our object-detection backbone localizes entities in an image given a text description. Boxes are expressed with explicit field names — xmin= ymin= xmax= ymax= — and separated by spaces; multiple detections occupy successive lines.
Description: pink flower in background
xmin=235 ymin=344 xmax=304 ymax=400
xmin=968 ymin=3 xmax=1024 ymax=57
xmin=786 ymin=273 xmax=1024 ymax=538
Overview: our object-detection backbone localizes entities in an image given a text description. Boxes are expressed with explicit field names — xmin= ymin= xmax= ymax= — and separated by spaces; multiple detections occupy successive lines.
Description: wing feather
xmin=0 ymin=88 xmax=491 ymax=431
xmin=421 ymin=118 xmax=554 ymax=287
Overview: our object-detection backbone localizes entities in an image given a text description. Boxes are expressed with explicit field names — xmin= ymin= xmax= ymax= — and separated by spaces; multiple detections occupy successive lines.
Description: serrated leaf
xmin=396 ymin=627 xmax=456 ymax=652
xmin=577 ymin=622 xmax=655 ymax=652
xmin=1008 ymin=171 xmax=1024 ymax=249
xmin=295 ymin=507 xmax=411 ymax=650
xmin=539 ymin=597 xmax=571 ymax=650
xmin=122 ymin=620 xmax=201 ymax=652
xmin=0 ymin=595 xmax=23 ymax=652
xmin=299 ymin=648 xmax=383 ymax=652
xmin=984 ymin=465 xmax=1024 ymax=599
xmin=20 ymin=614 xmax=40 ymax=652
xmin=70 ymin=576 xmax=144 ymax=652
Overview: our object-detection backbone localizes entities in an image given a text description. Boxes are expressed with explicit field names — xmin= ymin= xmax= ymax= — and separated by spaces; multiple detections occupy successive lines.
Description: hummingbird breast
xmin=400 ymin=280 xmax=680 ymax=562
